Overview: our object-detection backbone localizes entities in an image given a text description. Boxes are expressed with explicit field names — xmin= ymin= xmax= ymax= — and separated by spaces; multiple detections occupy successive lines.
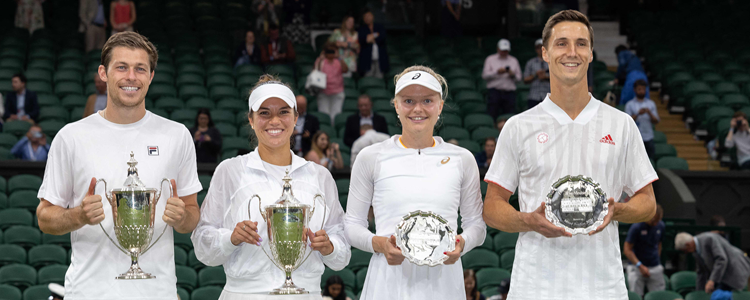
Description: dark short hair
xmin=101 ymin=31 xmax=158 ymax=72
xmin=734 ymin=111 xmax=747 ymax=120
xmin=484 ymin=137 xmax=496 ymax=146
xmin=12 ymin=73 xmax=27 ymax=83
xmin=358 ymin=94 xmax=371 ymax=102
xmin=710 ymin=215 xmax=725 ymax=226
xmin=542 ymin=10 xmax=594 ymax=50
xmin=615 ymin=45 xmax=628 ymax=55
xmin=194 ymin=108 xmax=214 ymax=128
xmin=633 ymin=79 xmax=648 ymax=89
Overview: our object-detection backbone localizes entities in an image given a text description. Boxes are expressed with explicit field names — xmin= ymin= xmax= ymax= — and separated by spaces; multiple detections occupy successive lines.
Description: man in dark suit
xmin=675 ymin=231 xmax=750 ymax=295
xmin=294 ymin=95 xmax=319 ymax=156
xmin=3 ymin=73 xmax=39 ymax=123
xmin=357 ymin=10 xmax=389 ymax=78
xmin=344 ymin=94 xmax=388 ymax=147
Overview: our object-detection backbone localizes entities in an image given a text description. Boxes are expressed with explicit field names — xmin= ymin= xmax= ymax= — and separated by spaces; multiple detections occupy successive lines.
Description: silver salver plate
xmin=395 ymin=211 xmax=456 ymax=266
xmin=545 ymin=175 xmax=608 ymax=235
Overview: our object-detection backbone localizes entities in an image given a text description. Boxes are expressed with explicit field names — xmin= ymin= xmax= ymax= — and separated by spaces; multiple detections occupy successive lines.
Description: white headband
xmin=248 ymin=82 xmax=296 ymax=112
xmin=394 ymin=71 xmax=443 ymax=98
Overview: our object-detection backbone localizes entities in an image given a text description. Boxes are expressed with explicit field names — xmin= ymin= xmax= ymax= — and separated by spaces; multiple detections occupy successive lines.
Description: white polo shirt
xmin=485 ymin=94 xmax=658 ymax=300
xmin=38 ymin=111 xmax=203 ymax=300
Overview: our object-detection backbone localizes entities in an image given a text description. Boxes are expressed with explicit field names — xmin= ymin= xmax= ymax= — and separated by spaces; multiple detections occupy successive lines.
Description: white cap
xmin=49 ymin=283 xmax=65 ymax=297
xmin=247 ymin=82 xmax=296 ymax=112
xmin=535 ymin=38 xmax=543 ymax=46
xmin=394 ymin=70 xmax=443 ymax=98
xmin=498 ymin=39 xmax=511 ymax=51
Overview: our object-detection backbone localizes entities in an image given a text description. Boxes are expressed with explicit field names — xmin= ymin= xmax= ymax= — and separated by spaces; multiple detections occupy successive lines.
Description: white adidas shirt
xmin=38 ymin=111 xmax=203 ymax=300
xmin=485 ymin=94 xmax=658 ymax=300
xmin=345 ymin=136 xmax=486 ymax=300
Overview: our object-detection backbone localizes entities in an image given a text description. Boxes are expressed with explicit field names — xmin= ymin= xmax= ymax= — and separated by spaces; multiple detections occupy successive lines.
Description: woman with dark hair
xmin=464 ymin=270 xmax=486 ymax=300
xmin=305 ymin=131 xmax=343 ymax=170
xmin=322 ymin=275 xmax=351 ymax=300
xmin=189 ymin=108 xmax=223 ymax=163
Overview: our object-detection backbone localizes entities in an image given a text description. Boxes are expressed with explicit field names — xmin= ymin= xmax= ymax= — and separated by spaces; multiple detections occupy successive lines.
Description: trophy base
xmin=115 ymin=267 xmax=156 ymax=280
xmin=269 ymin=286 xmax=309 ymax=295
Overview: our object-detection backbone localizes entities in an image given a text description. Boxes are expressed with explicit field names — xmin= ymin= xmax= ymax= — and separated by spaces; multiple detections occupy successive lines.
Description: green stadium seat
xmin=653 ymin=131 xmax=667 ymax=144
xmin=366 ymin=89 xmax=391 ymax=102
xmin=188 ymin=249 xmax=205 ymax=270
xmin=335 ymin=178 xmax=350 ymax=196
xmin=266 ymin=65 xmax=294 ymax=77
xmin=481 ymin=286 xmax=500 ymax=298
xmin=55 ymin=82 xmax=84 ymax=97
xmin=4 ymin=226 xmax=41 ymax=249
xmin=3 ymin=121 xmax=32 ymax=136
xmin=0 ymin=133 xmax=18 ymax=148
xmin=210 ymin=86 xmax=238 ymax=100
xmin=37 ymin=264 xmax=67 ymax=285
xmin=38 ymin=107 xmax=69 ymax=122
xmin=198 ymin=266 xmax=226 ymax=287
xmin=207 ymin=64 xmax=233 ymax=77
xmin=23 ymin=284 xmax=50 ymax=300
xmin=458 ymin=139 xmax=481 ymax=154
xmin=462 ymin=249 xmax=500 ymax=270
xmin=8 ymin=191 xmax=40 ymax=212
xmin=27 ymin=60 xmax=54 ymax=72
xmin=180 ymin=85 xmax=209 ymax=100
xmin=147 ymin=84 xmax=178 ymax=99
xmin=699 ymin=73 xmax=724 ymax=86
xmin=721 ymin=94 xmax=750 ymax=111
xmin=61 ymin=94 xmax=87 ymax=110
xmin=449 ymin=79 xmax=476 ymax=97
xmin=0 ymin=147 xmax=15 ymax=160
xmin=356 ymin=268 xmax=367 ymax=292
xmin=0 ymin=176 xmax=6 ymax=194
xmin=685 ymin=291 xmax=711 ymax=300
xmin=459 ymin=102 xmax=487 ymax=116
xmin=464 ymin=114 xmax=495 ymax=132
xmin=730 ymin=73 xmax=750 ymax=87
xmin=657 ymin=157 xmax=689 ymax=170
xmin=28 ymin=48 xmax=55 ymax=61
xmin=171 ymin=109 xmax=197 ymax=127
xmin=174 ymin=230 xmax=193 ymax=252
xmin=0 ymin=59 xmax=23 ymax=72
xmin=154 ymin=97 xmax=185 ymax=111
xmin=178 ymin=64 xmax=206 ymax=77
xmin=177 ymin=74 xmax=204 ymax=88
xmin=210 ymin=110 xmax=235 ymax=124
xmin=0 ymin=209 xmax=33 ymax=230
xmin=37 ymin=94 xmax=60 ymax=107
xmin=176 ymin=265 xmax=198 ymax=292
xmin=206 ymin=74 xmax=234 ymax=88
xmin=58 ymin=61 xmax=85 ymax=73
xmin=152 ymin=72 xmax=174 ymax=85
xmin=629 ymin=291 xmax=642 ymax=300
xmin=493 ymin=231 xmax=518 ymax=257
xmin=26 ymin=81 xmax=53 ymax=95
xmin=334 ymin=113 xmax=353 ymax=129
xmin=186 ymin=97 xmax=214 ymax=110
xmin=683 ymin=82 xmax=713 ymax=103
xmin=714 ymin=82 xmax=740 ymax=97
xmin=500 ymin=250 xmax=515 ymax=272
xmin=28 ymin=245 xmax=67 ymax=268
xmin=8 ymin=174 xmax=42 ymax=194
xmin=439 ymin=112 xmax=462 ymax=128
xmin=439 ymin=126 xmax=470 ymax=140
xmin=670 ymin=270 xmax=696 ymax=295
xmin=214 ymin=123 xmax=237 ymax=137
xmin=349 ymin=249 xmax=372 ymax=273
xmin=25 ymin=69 xmax=51 ymax=83
xmin=0 ymin=264 xmax=37 ymax=290
xmin=478 ymin=234 xmax=494 ymax=251
xmin=321 ymin=268 xmax=356 ymax=291
xmin=0 ymin=284 xmax=22 ymax=300
xmin=38 ymin=120 xmax=65 ymax=137
xmin=54 ymin=70 xmax=82 ymax=84
xmin=476 ymin=267 xmax=511 ymax=291
xmin=191 ymin=286 xmax=222 ymax=300
xmin=472 ymin=127 xmax=500 ymax=143
xmin=733 ymin=291 xmax=750 ymax=300
xmin=235 ymin=65 xmax=263 ymax=77
xmin=644 ymin=290 xmax=683 ymax=300
xmin=0 ymin=244 xmax=26 ymax=266
xmin=216 ymin=99 xmax=245 ymax=113
xmin=654 ymin=144 xmax=677 ymax=161
xmin=177 ymin=288 xmax=190 ymax=300
xmin=222 ymin=137 xmax=252 ymax=153
xmin=444 ymin=68 xmax=474 ymax=81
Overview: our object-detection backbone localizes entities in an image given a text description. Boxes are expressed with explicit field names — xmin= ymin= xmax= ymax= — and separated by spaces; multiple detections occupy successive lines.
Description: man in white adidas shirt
xmin=36 ymin=32 xmax=202 ymax=299
xmin=483 ymin=10 xmax=658 ymax=300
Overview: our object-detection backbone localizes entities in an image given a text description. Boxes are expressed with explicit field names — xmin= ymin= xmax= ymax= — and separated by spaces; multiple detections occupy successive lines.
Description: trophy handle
xmin=141 ymin=178 xmax=173 ymax=255
xmin=251 ymin=194 xmax=285 ymax=272
xmin=295 ymin=194 xmax=328 ymax=270
xmin=95 ymin=178 xmax=129 ymax=255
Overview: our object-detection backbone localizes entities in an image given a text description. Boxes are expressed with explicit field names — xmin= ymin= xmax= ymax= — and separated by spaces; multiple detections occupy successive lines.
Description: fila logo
xmin=148 ymin=146 xmax=159 ymax=156
xmin=412 ymin=73 xmax=421 ymax=80
xmin=599 ymin=135 xmax=615 ymax=145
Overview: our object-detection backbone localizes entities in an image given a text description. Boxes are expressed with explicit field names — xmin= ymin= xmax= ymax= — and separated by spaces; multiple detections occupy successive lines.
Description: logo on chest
xmin=599 ymin=134 xmax=616 ymax=145
xmin=537 ymin=132 xmax=549 ymax=144
xmin=148 ymin=146 xmax=159 ymax=156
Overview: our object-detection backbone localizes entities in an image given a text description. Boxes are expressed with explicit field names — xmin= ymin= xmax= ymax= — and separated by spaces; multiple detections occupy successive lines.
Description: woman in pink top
xmin=110 ymin=0 xmax=136 ymax=34
xmin=314 ymin=42 xmax=349 ymax=125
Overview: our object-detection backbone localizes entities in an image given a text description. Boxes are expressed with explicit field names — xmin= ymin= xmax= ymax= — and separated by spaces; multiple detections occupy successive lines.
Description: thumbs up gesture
xmin=79 ymin=177 xmax=105 ymax=225
xmin=163 ymin=179 xmax=186 ymax=227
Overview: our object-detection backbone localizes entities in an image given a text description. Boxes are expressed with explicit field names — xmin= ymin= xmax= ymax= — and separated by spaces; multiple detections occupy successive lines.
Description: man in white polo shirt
xmin=482 ymin=10 xmax=658 ymax=300
xmin=36 ymin=32 xmax=202 ymax=299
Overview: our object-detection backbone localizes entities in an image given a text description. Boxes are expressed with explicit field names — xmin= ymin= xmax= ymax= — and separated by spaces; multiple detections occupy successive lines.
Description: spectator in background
xmin=523 ymin=39 xmax=550 ymax=109
xmin=234 ymin=30 xmax=262 ymax=67
xmin=260 ymin=23 xmax=296 ymax=66
xmin=623 ymin=204 xmax=665 ymax=297
xmin=350 ymin=123 xmax=389 ymax=165
xmin=293 ymin=95 xmax=319 ymax=157
xmin=343 ymin=94 xmax=388 ymax=147
xmin=11 ymin=124 xmax=49 ymax=161
xmin=496 ymin=116 xmax=507 ymax=133
xmin=15 ymin=0 xmax=44 ymax=34
xmin=475 ymin=137 xmax=496 ymax=169
xmin=315 ymin=43 xmax=348 ymax=125
xmin=282 ymin=0 xmax=311 ymax=44
xmin=615 ymin=45 xmax=648 ymax=104
xmin=322 ymin=275 xmax=352 ymax=300
xmin=446 ymin=138 xmax=459 ymax=146
xmin=358 ymin=10 xmax=389 ymax=78
xmin=0 ymin=93 xmax=5 ymax=122
xmin=625 ymin=79 xmax=659 ymax=158
xmin=487 ymin=278 xmax=510 ymax=300
xmin=189 ymin=109 xmax=222 ymax=163
xmin=441 ymin=0 xmax=462 ymax=39
xmin=726 ymin=111 xmax=750 ymax=170
xmin=710 ymin=215 xmax=729 ymax=240
xmin=463 ymin=269 xmax=486 ymax=300
xmin=306 ymin=131 xmax=343 ymax=170
xmin=675 ymin=231 xmax=750 ymax=296
xmin=110 ymin=0 xmax=135 ymax=34
xmin=79 ymin=0 xmax=107 ymax=52
xmin=4 ymin=74 xmax=39 ymax=124
xmin=252 ymin=0 xmax=279 ymax=36
xmin=83 ymin=72 xmax=108 ymax=118
xmin=329 ymin=15 xmax=359 ymax=77
xmin=482 ymin=39 xmax=521 ymax=120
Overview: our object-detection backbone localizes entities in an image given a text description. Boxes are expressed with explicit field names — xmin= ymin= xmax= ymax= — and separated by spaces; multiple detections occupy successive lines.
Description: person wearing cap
xmin=487 ymin=278 xmax=510 ymax=300
xmin=344 ymin=66 xmax=485 ymax=299
xmin=192 ymin=74 xmax=351 ymax=299
xmin=482 ymin=39 xmax=522 ymax=121
xmin=523 ymin=38 xmax=550 ymax=109
xmin=483 ymin=10 xmax=657 ymax=300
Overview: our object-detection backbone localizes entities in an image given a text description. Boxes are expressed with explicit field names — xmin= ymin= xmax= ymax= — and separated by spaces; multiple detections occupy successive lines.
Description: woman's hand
xmin=230 ymin=220 xmax=262 ymax=246
xmin=374 ymin=235 xmax=405 ymax=265
xmin=307 ymin=229 xmax=334 ymax=256
xmin=443 ymin=235 xmax=464 ymax=264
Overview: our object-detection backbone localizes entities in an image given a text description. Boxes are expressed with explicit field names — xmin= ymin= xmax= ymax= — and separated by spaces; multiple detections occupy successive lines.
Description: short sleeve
xmin=650 ymin=102 xmax=660 ymax=121
xmin=625 ymin=223 xmax=639 ymax=244
xmin=176 ymin=127 xmax=203 ymax=196
xmin=484 ymin=118 xmax=519 ymax=193
xmin=37 ymin=130 xmax=74 ymax=207
xmin=624 ymin=102 xmax=636 ymax=117
xmin=622 ymin=117 xmax=658 ymax=196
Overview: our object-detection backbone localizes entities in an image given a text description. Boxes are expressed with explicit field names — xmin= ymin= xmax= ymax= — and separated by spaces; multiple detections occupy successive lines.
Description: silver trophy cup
xmin=545 ymin=175 xmax=608 ymax=235
xmin=250 ymin=171 xmax=327 ymax=294
xmin=96 ymin=152 xmax=172 ymax=279
xmin=395 ymin=210 xmax=456 ymax=266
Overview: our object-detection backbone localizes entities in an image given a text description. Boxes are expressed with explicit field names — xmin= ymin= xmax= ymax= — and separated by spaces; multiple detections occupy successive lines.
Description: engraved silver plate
xmin=395 ymin=211 xmax=456 ymax=266
xmin=545 ymin=175 xmax=609 ymax=235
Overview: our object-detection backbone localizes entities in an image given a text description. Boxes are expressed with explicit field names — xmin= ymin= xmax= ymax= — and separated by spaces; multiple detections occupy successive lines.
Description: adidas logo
xmin=600 ymin=134 xmax=615 ymax=145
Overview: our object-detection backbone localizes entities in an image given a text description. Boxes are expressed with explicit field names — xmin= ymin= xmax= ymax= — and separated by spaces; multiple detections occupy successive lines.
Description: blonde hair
xmin=391 ymin=65 xmax=449 ymax=104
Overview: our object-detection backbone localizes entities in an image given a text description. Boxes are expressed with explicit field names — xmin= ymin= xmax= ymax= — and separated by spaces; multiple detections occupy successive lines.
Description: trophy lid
xmin=115 ymin=151 xmax=149 ymax=192
xmin=270 ymin=170 xmax=306 ymax=207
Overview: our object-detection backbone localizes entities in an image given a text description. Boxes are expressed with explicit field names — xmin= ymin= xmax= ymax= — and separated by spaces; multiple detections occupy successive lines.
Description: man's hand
xmin=8 ymin=114 xmax=18 ymax=120
xmin=307 ymin=229 xmax=334 ymax=256
xmin=163 ymin=180 xmax=187 ymax=227
xmin=705 ymin=280 xmax=715 ymax=294
xmin=444 ymin=235 xmax=464 ymax=264
xmin=638 ymin=108 xmax=649 ymax=115
xmin=497 ymin=68 xmax=507 ymax=74
xmin=589 ymin=198 xmax=616 ymax=236
xmin=194 ymin=131 xmax=202 ymax=141
xmin=536 ymin=70 xmax=546 ymax=79
xmin=79 ymin=178 xmax=105 ymax=225
xmin=638 ymin=265 xmax=650 ymax=277
xmin=302 ymin=130 xmax=311 ymax=138
xmin=521 ymin=202 xmax=572 ymax=238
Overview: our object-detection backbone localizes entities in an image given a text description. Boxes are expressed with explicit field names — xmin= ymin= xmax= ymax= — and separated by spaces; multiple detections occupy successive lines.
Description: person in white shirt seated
xmin=191 ymin=74 xmax=351 ymax=299
xmin=344 ymin=65 xmax=486 ymax=299
xmin=350 ymin=124 xmax=390 ymax=165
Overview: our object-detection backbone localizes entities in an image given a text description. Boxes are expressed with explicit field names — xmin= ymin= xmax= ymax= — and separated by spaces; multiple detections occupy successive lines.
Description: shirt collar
xmin=540 ymin=93 xmax=600 ymax=125
xmin=17 ymin=89 xmax=26 ymax=96
xmin=694 ymin=237 xmax=700 ymax=255
xmin=245 ymin=149 xmax=310 ymax=174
